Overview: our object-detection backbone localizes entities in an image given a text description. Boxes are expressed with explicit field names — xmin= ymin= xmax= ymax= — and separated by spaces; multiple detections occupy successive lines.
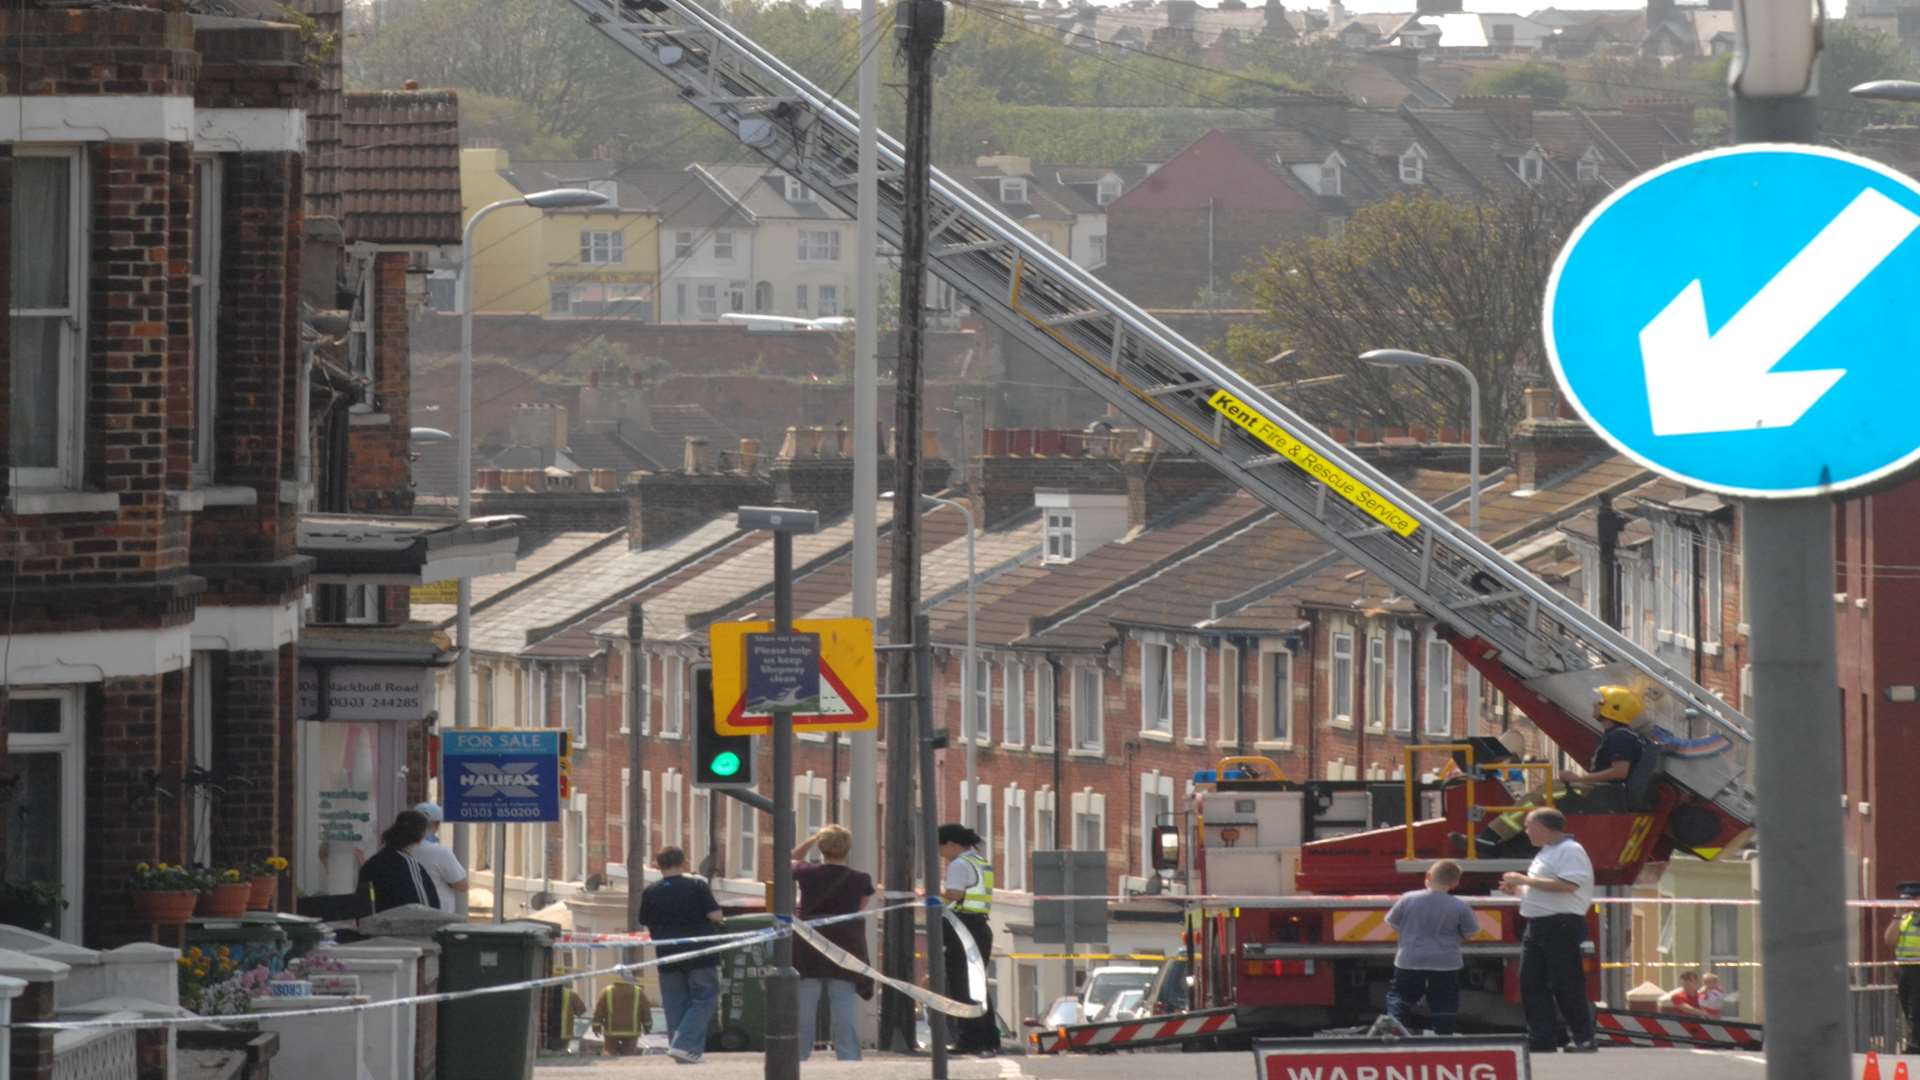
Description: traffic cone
xmin=1865 ymin=1051 xmax=1881 ymax=1080
xmin=1895 ymin=1061 xmax=1909 ymax=1080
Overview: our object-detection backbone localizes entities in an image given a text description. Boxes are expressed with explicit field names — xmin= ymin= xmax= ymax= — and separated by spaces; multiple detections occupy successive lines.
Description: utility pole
xmin=881 ymin=0 xmax=943 ymax=1053
xmin=851 ymin=0 xmax=882 ymax=1046
xmin=1728 ymin=3 xmax=1849 ymax=1079
xmin=626 ymin=604 xmax=646 ymax=941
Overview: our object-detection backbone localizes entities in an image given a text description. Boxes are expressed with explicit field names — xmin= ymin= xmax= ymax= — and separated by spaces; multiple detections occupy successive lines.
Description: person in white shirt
xmin=411 ymin=802 xmax=469 ymax=914
xmin=1498 ymin=807 xmax=1597 ymax=1053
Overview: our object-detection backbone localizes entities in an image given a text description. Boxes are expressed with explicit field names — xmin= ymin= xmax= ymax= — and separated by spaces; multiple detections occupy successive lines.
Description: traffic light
xmin=692 ymin=663 xmax=754 ymax=788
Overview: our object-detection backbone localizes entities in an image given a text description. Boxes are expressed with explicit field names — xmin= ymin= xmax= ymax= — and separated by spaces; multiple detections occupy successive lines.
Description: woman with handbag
xmin=790 ymin=825 xmax=876 ymax=1061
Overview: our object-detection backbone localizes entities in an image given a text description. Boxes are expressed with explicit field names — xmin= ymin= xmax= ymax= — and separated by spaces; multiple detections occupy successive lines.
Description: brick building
xmin=1 ymin=1 xmax=312 ymax=946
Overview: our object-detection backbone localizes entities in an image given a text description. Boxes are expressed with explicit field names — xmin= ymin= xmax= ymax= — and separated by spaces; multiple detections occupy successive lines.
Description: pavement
xmin=536 ymin=1048 xmax=1920 ymax=1080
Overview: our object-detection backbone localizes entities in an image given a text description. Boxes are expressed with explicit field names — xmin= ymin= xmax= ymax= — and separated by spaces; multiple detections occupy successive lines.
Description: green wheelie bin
xmin=436 ymin=921 xmax=556 ymax=1079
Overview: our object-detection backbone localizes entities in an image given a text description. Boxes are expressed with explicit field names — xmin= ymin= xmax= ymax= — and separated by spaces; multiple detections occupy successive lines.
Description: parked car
xmin=1107 ymin=988 xmax=1147 ymax=1021
xmin=1141 ymin=957 xmax=1191 ymax=1015
xmin=1080 ymin=965 xmax=1158 ymax=1022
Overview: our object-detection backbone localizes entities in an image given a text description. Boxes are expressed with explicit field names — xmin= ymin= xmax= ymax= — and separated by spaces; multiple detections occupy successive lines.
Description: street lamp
xmin=1851 ymin=80 xmax=1920 ymax=103
xmin=1360 ymin=349 xmax=1480 ymax=533
xmin=883 ymin=490 xmax=977 ymax=824
xmin=455 ymin=187 xmax=608 ymax=917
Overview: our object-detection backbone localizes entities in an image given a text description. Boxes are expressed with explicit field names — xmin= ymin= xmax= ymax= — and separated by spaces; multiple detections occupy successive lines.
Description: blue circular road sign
xmin=1545 ymin=144 xmax=1920 ymax=497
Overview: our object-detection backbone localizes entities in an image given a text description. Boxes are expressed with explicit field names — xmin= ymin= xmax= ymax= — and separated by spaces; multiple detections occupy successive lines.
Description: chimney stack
xmin=509 ymin=403 xmax=570 ymax=451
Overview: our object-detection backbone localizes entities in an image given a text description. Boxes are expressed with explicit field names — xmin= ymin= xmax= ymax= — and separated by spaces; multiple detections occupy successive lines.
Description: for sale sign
xmin=1252 ymin=1038 xmax=1529 ymax=1080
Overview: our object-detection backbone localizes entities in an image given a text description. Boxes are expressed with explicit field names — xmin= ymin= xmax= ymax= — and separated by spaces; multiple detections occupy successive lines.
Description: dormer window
xmin=1398 ymin=144 xmax=1426 ymax=185
xmin=1577 ymin=146 xmax=1604 ymax=183
xmin=1001 ymin=177 xmax=1029 ymax=204
xmin=1318 ymin=152 xmax=1346 ymax=197
xmin=1096 ymin=175 xmax=1122 ymax=205
xmin=1511 ymin=148 xmax=1545 ymax=186
xmin=1045 ymin=511 xmax=1075 ymax=562
xmin=784 ymin=175 xmax=816 ymax=203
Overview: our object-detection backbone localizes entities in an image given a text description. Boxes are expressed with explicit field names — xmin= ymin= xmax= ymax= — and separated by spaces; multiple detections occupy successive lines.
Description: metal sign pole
xmin=914 ymin=614 xmax=950 ymax=1080
xmin=1728 ymin=6 xmax=1849 ymax=1078
xmin=767 ymin=531 xmax=801 ymax=1080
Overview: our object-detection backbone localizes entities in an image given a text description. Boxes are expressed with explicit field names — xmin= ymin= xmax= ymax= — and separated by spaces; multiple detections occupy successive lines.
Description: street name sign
xmin=1544 ymin=144 xmax=1920 ymax=497
xmin=440 ymin=727 xmax=562 ymax=823
xmin=1253 ymin=1036 xmax=1530 ymax=1080
xmin=711 ymin=617 xmax=876 ymax=735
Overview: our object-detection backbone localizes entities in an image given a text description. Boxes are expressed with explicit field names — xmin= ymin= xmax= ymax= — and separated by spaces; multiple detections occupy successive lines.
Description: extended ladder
xmin=565 ymin=0 xmax=1756 ymax=831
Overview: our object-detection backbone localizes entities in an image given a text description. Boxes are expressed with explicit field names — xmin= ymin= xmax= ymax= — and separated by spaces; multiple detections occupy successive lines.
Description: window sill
xmin=1002 ymin=741 xmax=1027 ymax=752
xmin=191 ymin=485 xmax=260 ymax=509
xmin=349 ymin=412 xmax=392 ymax=428
xmin=1329 ymin=718 xmax=1354 ymax=731
xmin=4 ymin=489 xmax=120 ymax=516
xmin=1183 ymin=736 xmax=1208 ymax=748
xmin=1253 ymin=739 xmax=1294 ymax=753
xmin=1067 ymin=748 xmax=1106 ymax=760
xmin=1140 ymin=729 xmax=1174 ymax=744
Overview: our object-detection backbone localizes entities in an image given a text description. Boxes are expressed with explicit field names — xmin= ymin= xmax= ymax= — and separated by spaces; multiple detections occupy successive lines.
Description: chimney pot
xmin=779 ymin=426 xmax=801 ymax=461
xmin=477 ymin=468 xmax=503 ymax=492
xmin=984 ymin=428 xmax=1008 ymax=457
xmin=1355 ymin=425 xmax=1377 ymax=443
xmin=1328 ymin=424 xmax=1352 ymax=443
xmin=591 ymin=468 xmax=617 ymax=490
xmin=1034 ymin=430 xmax=1064 ymax=456
xmin=684 ymin=437 xmax=711 ymax=474
xmin=740 ymin=438 xmax=763 ymax=473
xmin=1523 ymin=386 xmax=1557 ymax=420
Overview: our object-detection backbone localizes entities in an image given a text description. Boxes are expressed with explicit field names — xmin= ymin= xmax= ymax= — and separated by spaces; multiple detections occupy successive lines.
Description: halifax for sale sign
xmin=440 ymin=728 xmax=562 ymax=823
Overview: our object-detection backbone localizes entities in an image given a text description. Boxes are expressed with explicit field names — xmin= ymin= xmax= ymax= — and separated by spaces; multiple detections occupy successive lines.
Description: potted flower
xmin=0 ymin=880 xmax=67 ymax=936
xmin=245 ymin=856 xmax=288 ymax=911
xmin=131 ymin=863 xmax=205 ymax=924
xmin=196 ymin=868 xmax=252 ymax=918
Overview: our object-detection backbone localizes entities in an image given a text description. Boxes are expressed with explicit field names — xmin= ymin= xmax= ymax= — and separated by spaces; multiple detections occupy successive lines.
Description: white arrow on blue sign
xmin=1544 ymin=144 xmax=1920 ymax=498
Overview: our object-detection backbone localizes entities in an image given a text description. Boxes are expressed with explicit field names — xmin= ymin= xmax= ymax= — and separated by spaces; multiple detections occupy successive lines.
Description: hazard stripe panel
xmin=1594 ymin=1007 xmax=1764 ymax=1050
xmin=1033 ymin=1008 xmax=1238 ymax=1054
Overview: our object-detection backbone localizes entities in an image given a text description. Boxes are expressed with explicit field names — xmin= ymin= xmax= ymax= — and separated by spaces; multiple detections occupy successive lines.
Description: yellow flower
xmin=194 ymin=967 xmax=208 ymax=978
xmin=135 ymin=863 xmax=150 ymax=873
xmin=217 ymin=946 xmax=230 ymax=958
xmin=267 ymin=856 xmax=288 ymax=871
xmin=222 ymin=869 xmax=241 ymax=883
xmin=177 ymin=957 xmax=191 ymax=968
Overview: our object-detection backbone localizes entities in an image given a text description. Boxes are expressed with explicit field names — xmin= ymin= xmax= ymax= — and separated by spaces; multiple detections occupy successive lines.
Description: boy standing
xmin=1386 ymin=859 xmax=1481 ymax=1035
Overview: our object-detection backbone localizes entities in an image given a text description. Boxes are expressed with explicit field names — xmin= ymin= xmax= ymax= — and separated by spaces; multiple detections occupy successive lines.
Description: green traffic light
xmin=711 ymin=751 xmax=742 ymax=778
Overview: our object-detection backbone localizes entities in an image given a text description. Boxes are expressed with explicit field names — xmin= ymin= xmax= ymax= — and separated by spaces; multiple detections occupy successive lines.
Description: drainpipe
xmin=1050 ymin=656 xmax=1064 ymax=849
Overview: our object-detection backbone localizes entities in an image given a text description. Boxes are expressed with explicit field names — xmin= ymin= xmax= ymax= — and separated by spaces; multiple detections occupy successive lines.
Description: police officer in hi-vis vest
xmin=1885 ymin=881 xmax=1920 ymax=1053
xmin=937 ymin=823 xmax=998 ymax=1056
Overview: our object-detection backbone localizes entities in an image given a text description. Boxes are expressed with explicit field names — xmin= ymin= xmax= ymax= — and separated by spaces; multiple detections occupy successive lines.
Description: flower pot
xmin=196 ymin=883 xmax=251 ymax=918
xmin=248 ymin=876 xmax=277 ymax=911
xmin=133 ymin=890 xmax=199 ymax=925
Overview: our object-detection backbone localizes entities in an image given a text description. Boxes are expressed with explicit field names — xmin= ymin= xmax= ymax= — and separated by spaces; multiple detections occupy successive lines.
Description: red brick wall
xmin=348 ymin=252 xmax=415 ymax=512
xmin=87 ymin=672 xmax=191 ymax=948
xmin=213 ymin=650 xmax=288 ymax=869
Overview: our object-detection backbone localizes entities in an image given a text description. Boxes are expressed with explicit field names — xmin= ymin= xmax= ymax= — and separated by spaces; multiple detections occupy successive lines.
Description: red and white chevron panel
xmin=1030 ymin=1008 xmax=1239 ymax=1054
xmin=1594 ymin=1008 xmax=1764 ymax=1050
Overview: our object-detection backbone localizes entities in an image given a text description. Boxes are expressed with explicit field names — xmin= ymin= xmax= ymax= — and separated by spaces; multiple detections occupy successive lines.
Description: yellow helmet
xmin=1594 ymin=685 xmax=1642 ymax=726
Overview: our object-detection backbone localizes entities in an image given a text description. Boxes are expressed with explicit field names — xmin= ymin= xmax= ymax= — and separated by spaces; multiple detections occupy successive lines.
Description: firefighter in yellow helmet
xmin=1476 ymin=686 xmax=1648 ymax=853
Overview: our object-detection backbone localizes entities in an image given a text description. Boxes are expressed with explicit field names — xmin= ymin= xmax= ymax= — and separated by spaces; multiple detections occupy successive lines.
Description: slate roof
xmin=460 ymin=518 xmax=743 ymax=654
xmin=1208 ymin=455 xmax=1649 ymax=631
xmin=336 ymin=90 xmax=462 ymax=246
xmin=412 ymin=530 xmax=620 ymax=626
xmin=1028 ymin=469 xmax=1471 ymax=650
xmin=956 ymin=167 xmax=1082 ymax=223
xmin=695 ymin=165 xmax=851 ymax=222
xmin=620 ymin=405 xmax=745 ymax=473
xmin=566 ymin=428 xmax=662 ymax=476
xmin=928 ymin=491 xmax=1270 ymax=652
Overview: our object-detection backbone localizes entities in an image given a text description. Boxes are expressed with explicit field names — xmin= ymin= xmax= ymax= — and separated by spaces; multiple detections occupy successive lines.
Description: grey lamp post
xmin=1360 ymin=349 xmax=1481 ymax=533
xmin=455 ymin=187 xmax=608 ymax=915
xmin=884 ymin=490 xmax=978 ymax=822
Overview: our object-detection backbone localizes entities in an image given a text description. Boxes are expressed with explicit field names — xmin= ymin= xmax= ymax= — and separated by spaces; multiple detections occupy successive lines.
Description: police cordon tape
xmin=4 ymin=900 xmax=993 ymax=1031
xmin=880 ymin=890 xmax=1920 ymax=909
xmin=784 ymin=908 xmax=988 ymax=1020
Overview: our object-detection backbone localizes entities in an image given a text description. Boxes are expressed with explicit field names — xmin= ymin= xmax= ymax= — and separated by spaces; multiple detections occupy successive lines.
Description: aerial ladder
xmin=565 ymin=0 xmax=1755 ymax=869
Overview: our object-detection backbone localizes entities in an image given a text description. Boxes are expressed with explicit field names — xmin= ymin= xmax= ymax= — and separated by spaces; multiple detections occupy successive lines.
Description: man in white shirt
xmin=1498 ymin=807 xmax=1597 ymax=1053
xmin=411 ymin=802 xmax=469 ymax=914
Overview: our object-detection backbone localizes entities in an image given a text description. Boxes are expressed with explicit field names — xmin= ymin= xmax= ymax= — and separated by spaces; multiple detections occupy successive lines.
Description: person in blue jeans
xmin=791 ymin=825 xmax=875 ymax=1061
xmin=1385 ymin=859 xmax=1481 ymax=1035
xmin=640 ymin=847 xmax=726 ymax=1064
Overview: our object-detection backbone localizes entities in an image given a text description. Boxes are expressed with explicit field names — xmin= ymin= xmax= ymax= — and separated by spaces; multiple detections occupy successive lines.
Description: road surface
xmin=537 ymin=1049 xmax=1918 ymax=1078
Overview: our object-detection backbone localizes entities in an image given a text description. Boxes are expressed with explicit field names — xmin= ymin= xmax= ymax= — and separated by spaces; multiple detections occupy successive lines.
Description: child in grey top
xmin=1384 ymin=860 xmax=1481 ymax=1034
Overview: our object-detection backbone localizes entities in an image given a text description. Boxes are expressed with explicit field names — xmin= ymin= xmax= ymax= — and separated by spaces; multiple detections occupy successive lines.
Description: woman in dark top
xmin=790 ymin=825 xmax=875 ymax=1061
xmin=358 ymin=810 xmax=441 ymax=913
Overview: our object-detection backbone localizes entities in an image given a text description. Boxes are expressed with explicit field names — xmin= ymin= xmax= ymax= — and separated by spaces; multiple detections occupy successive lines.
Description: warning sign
xmin=1208 ymin=390 xmax=1420 ymax=538
xmin=711 ymin=618 xmax=876 ymax=735
xmin=1254 ymin=1037 xmax=1530 ymax=1080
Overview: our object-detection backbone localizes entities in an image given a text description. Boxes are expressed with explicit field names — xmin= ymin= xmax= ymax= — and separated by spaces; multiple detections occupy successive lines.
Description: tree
xmin=1469 ymin=62 xmax=1571 ymax=105
xmin=1816 ymin=23 xmax=1920 ymax=137
xmin=1224 ymin=193 xmax=1592 ymax=438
